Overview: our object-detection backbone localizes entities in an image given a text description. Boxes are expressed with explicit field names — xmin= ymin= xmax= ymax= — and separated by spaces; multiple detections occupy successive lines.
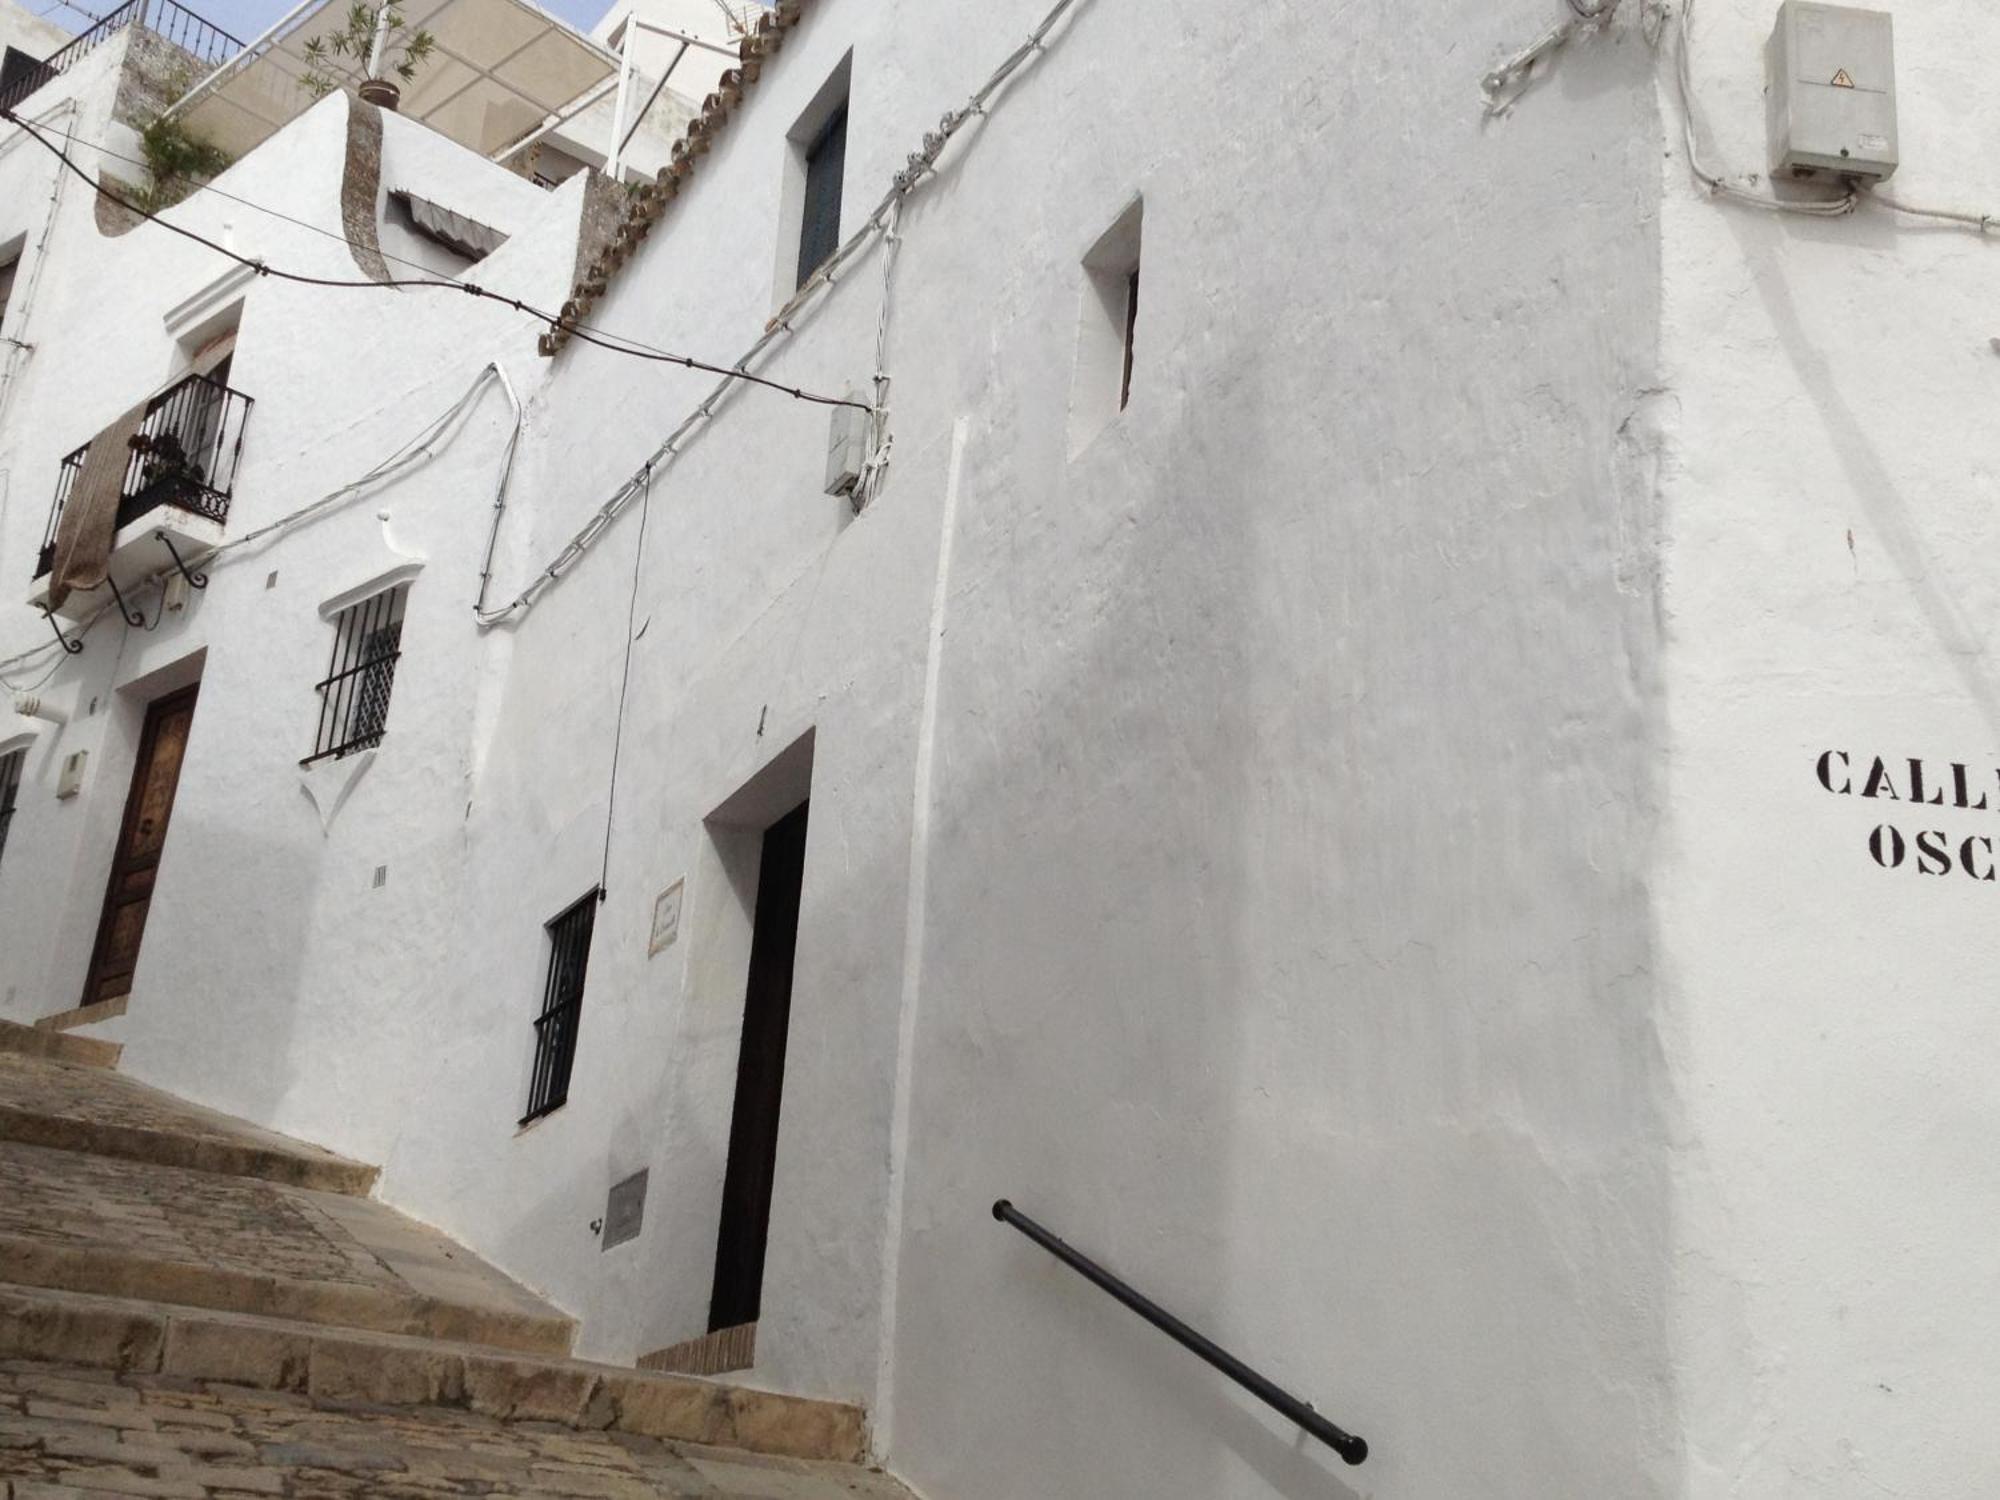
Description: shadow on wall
xmin=885 ymin=321 xmax=1369 ymax=1500
xmin=1726 ymin=208 xmax=2000 ymax=743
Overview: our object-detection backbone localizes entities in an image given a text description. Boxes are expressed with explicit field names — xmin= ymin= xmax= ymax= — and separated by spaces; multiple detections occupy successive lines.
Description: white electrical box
xmin=825 ymin=404 xmax=869 ymax=499
xmin=56 ymin=749 xmax=86 ymax=800
xmin=1766 ymin=2 xmax=1897 ymax=182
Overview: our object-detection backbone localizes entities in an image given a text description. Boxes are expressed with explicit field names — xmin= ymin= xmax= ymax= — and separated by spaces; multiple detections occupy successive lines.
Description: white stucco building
xmin=2 ymin=0 xmax=1998 ymax=1494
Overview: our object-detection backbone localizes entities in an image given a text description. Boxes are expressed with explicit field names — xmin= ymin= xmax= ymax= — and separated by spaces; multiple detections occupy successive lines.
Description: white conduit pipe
xmin=471 ymin=0 xmax=1090 ymax=628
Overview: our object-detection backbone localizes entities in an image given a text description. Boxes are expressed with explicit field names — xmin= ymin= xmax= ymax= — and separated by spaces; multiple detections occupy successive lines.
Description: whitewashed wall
xmin=27 ymin=1 xmax=1997 ymax=1497
xmin=1653 ymin=1 xmax=2000 ymax=1494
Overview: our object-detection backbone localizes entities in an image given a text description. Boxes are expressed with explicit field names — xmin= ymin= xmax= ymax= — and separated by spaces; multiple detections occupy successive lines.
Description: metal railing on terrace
xmin=35 ymin=372 xmax=253 ymax=580
xmin=0 ymin=0 xmax=242 ymax=116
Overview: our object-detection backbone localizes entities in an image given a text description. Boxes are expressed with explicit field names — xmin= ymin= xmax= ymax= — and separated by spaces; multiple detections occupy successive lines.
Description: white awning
xmin=169 ymin=0 xmax=619 ymax=162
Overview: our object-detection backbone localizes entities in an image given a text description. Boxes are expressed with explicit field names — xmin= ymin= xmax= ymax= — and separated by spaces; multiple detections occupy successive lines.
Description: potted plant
xmin=301 ymin=3 xmax=436 ymax=111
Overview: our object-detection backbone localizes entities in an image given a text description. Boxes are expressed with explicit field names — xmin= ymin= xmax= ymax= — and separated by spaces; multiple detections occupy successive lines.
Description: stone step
xmin=0 ymin=1053 xmax=377 ymax=1196
xmin=31 ymin=993 xmax=126 ymax=1033
xmin=0 ymin=1138 xmax=576 ymax=1358
xmin=0 ymin=1284 xmax=869 ymax=1465
xmin=0 ymin=1016 xmax=119 ymax=1070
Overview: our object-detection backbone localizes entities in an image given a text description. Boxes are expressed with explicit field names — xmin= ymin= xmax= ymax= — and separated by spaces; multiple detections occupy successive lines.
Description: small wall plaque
xmin=649 ymin=878 xmax=684 ymax=957
xmin=603 ymin=1169 xmax=648 ymax=1251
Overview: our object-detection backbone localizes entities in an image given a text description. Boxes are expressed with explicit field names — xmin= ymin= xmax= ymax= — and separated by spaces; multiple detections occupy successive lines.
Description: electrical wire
xmin=598 ymin=462 xmax=652 ymax=897
xmin=1671 ymin=0 xmax=1855 ymax=217
xmin=1483 ymin=3 xmax=1618 ymax=116
xmin=5 ymin=0 xmax=1093 ymax=648
xmin=0 ymin=104 xmax=869 ymax=412
xmin=476 ymin=0 xmax=1091 ymax=625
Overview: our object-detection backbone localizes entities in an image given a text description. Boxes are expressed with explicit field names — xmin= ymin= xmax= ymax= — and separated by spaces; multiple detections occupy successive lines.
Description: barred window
xmin=306 ymin=585 xmax=407 ymax=765
xmin=0 ymin=749 xmax=21 ymax=869
xmin=523 ymin=890 xmax=599 ymax=1125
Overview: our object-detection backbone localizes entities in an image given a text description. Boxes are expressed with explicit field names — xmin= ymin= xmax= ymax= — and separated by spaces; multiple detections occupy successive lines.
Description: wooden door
xmin=709 ymin=799 xmax=810 ymax=1333
xmin=82 ymin=684 xmax=198 ymax=1005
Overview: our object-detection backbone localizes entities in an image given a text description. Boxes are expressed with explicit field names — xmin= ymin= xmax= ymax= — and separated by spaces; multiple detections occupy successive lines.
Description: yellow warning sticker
xmin=1831 ymin=68 xmax=1855 ymax=88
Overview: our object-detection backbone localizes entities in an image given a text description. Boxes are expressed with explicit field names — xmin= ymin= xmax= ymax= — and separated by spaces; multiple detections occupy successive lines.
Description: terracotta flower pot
xmin=357 ymin=78 xmax=401 ymax=109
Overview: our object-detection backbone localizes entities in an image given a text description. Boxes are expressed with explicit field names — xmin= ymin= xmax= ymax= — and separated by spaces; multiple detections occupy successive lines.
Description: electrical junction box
xmin=1766 ymin=2 xmax=1897 ymax=181
xmin=825 ymin=403 xmax=869 ymax=499
xmin=56 ymin=749 xmax=85 ymax=800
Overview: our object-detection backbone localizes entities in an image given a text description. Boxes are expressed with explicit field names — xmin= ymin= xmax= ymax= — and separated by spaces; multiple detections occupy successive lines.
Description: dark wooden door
xmin=82 ymin=684 xmax=198 ymax=1005
xmin=709 ymin=799 xmax=810 ymax=1332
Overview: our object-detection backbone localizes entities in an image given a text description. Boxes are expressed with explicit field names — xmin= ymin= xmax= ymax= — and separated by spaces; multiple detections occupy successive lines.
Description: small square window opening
xmin=0 ymin=246 xmax=21 ymax=335
xmin=1069 ymin=197 xmax=1145 ymax=456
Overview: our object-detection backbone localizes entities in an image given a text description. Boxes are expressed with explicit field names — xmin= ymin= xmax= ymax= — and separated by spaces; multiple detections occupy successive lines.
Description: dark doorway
xmin=709 ymin=798 xmax=810 ymax=1333
xmin=82 ymin=684 xmax=199 ymax=1006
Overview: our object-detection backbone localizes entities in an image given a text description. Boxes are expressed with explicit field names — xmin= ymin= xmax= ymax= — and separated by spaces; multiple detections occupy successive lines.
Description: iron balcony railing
xmin=35 ymin=371 xmax=253 ymax=580
xmin=0 ymin=0 xmax=242 ymax=116
xmin=992 ymin=1199 xmax=1369 ymax=1467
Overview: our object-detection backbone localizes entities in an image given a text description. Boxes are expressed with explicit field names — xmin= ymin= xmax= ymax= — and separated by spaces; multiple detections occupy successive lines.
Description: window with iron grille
xmin=523 ymin=890 xmax=598 ymax=1125
xmin=305 ymin=585 xmax=408 ymax=765
xmin=0 ymin=749 xmax=22 ymax=870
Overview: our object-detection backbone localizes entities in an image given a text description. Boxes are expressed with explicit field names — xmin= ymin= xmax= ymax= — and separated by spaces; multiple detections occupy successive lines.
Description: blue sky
xmin=37 ymin=0 xmax=615 ymax=43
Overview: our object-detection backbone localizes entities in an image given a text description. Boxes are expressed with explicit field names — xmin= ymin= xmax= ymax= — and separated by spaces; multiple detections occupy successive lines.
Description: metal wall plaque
xmin=602 ymin=1169 xmax=649 ymax=1251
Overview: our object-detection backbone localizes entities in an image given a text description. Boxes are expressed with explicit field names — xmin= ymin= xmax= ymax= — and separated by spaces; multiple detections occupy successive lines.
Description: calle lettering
xmin=1818 ymin=751 xmax=2000 ymax=882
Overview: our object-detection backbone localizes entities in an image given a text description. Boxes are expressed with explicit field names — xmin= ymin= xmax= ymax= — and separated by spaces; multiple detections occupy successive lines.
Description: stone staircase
xmin=0 ymin=1026 xmax=912 ymax=1498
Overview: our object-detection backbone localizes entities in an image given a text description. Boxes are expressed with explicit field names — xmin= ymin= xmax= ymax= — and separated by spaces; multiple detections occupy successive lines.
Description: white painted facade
xmin=2 ymin=1 xmax=1998 ymax=1496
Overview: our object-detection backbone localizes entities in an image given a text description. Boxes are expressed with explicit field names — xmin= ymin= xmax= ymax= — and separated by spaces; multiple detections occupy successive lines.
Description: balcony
xmin=32 ymin=372 xmax=252 ymax=617
xmin=0 ymin=0 xmax=243 ymax=116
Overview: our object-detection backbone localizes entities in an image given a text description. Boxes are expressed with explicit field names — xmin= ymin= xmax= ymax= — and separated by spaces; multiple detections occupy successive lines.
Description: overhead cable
xmin=0 ymin=104 xmax=868 ymax=412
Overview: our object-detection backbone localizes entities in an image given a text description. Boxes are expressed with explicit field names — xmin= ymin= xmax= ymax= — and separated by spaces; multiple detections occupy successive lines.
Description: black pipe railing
xmin=992 ymin=1199 xmax=1368 ymax=1467
xmin=36 ymin=371 xmax=253 ymax=580
xmin=0 ymin=0 xmax=242 ymax=116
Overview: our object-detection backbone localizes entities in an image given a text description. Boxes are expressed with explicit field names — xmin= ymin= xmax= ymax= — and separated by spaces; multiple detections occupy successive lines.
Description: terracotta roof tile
xmin=538 ymin=2 xmax=813 ymax=357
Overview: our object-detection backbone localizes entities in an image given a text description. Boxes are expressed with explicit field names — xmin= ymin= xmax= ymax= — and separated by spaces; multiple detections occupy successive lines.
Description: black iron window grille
xmin=304 ymin=585 xmax=407 ymax=765
xmin=0 ymin=750 xmax=21 ymax=870
xmin=524 ymin=890 xmax=599 ymax=1124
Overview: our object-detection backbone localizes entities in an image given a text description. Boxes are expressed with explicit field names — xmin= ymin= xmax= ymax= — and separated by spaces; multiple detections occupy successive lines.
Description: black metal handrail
xmin=35 ymin=371 xmax=253 ymax=580
xmin=0 ymin=0 xmax=242 ymax=116
xmin=992 ymin=1199 xmax=1368 ymax=1467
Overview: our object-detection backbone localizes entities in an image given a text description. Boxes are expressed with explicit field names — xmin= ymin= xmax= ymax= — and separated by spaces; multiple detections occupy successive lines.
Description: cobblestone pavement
xmin=0 ymin=1362 xmax=910 ymax=1499
xmin=0 ymin=1143 xmax=383 ymax=1289
xmin=0 ymin=1059 xmax=364 ymax=1183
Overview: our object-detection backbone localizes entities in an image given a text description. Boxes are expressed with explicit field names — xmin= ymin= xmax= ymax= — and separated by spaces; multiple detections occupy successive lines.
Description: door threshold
xmin=34 ymin=994 xmax=129 ymax=1034
xmin=638 ymin=1321 xmax=757 ymax=1378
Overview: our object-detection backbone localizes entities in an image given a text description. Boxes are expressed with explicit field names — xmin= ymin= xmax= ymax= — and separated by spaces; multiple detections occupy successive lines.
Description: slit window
xmin=0 ymin=749 xmax=21 ymax=869
xmin=779 ymin=55 xmax=852 ymax=302
xmin=306 ymin=584 xmax=408 ymax=765
xmin=1069 ymin=197 xmax=1145 ymax=455
xmin=523 ymin=890 xmax=599 ymax=1125
xmin=797 ymin=101 xmax=848 ymax=288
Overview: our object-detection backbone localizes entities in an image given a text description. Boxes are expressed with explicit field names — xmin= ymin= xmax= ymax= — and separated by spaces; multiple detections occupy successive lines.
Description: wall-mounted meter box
xmin=1766 ymin=2 xmax=1897 ymax=181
